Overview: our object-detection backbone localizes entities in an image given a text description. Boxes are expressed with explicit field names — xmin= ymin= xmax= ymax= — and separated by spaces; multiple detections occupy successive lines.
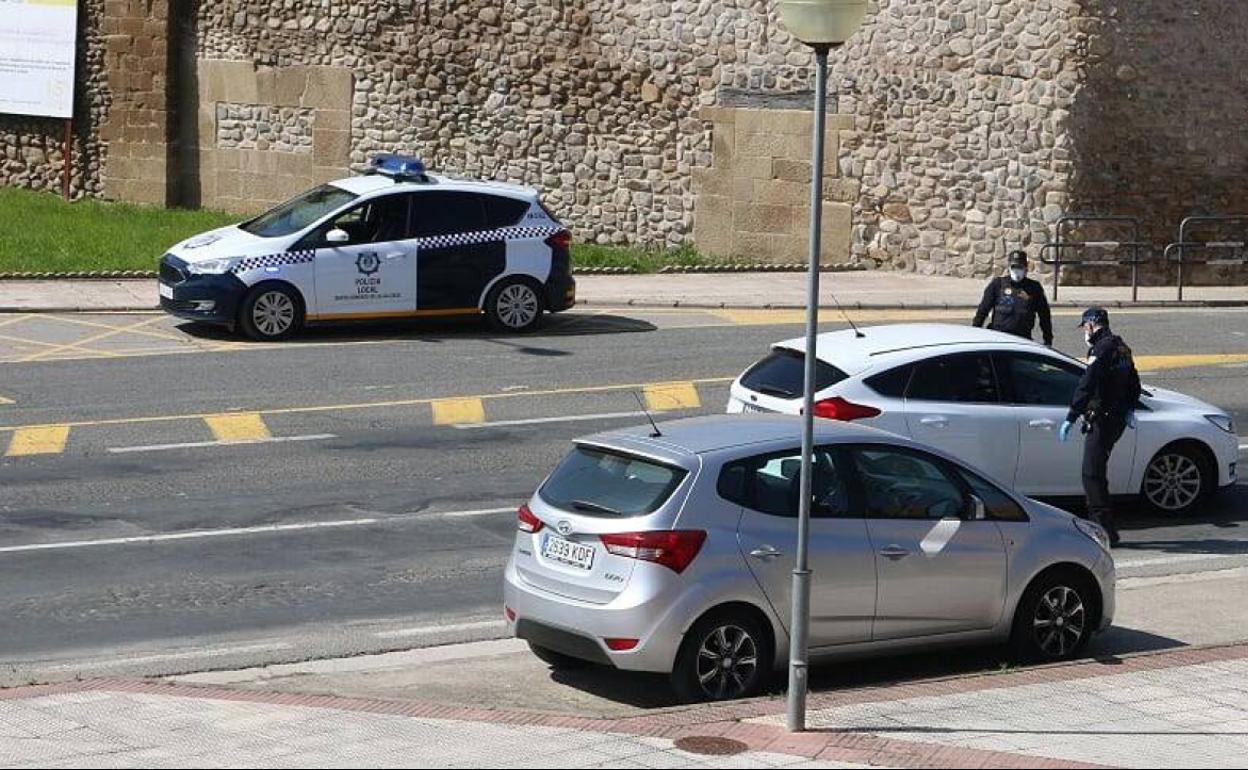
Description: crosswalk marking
xmin=6 ymin=425 xmax=70 ymax=456
xmin=644 ymin=381 xmax=701 ymax=412
xmin=431 ymin=397 xmax=486 ymax=425
xmin=204 ymin=413 xmax=272 ymax=443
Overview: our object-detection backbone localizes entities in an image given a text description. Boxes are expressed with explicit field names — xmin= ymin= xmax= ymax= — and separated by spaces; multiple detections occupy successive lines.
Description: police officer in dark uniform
xmin=972 ymin=250 xmax=1054 ymax=345
xmin=1059 ymin=307 xmax=1142 ymax=547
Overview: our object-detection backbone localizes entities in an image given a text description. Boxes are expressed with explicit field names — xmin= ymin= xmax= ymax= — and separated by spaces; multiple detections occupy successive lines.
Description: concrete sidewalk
xmin=4 ymin=641 xmax=1248 ymax=768
xmin=0 ymin=272 xmax=1243 ymax=313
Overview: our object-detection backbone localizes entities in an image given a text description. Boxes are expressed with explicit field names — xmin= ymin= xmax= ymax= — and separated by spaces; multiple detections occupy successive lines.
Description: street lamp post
xmin=774 ymin=0 xmax=868 ymax=733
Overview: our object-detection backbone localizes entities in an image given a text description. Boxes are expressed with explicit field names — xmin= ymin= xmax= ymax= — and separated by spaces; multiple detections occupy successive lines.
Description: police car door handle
xmin=749 ymin=546 xmax=783 ymax=560
xmin=879 ymin=545 xmax=910 ymax=560
xmin=382 ymin=252 xmax=406 ymax=260
xmin=919 ymin=416 xmax=949 ymax=428
xmin=1029 ymin=418 xmax=1057 ymax=430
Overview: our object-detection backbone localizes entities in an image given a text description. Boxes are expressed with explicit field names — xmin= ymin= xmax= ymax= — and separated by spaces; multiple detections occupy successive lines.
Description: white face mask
xmin=1009 ymin=268 xmax=1027 ymax=282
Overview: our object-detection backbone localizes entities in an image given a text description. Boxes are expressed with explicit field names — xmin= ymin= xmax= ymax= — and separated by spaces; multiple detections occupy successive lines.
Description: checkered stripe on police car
xmin=230 ymin=249 xmax=316 ymax=274
xmin=415 ymin=225 xmax=562 ymax=250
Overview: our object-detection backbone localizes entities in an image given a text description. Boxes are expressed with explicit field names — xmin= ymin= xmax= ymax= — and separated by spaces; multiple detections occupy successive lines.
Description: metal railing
xmin=1039 ymin=215 xmax=1148 ymax=301
xmin=1166 ymin=215 xmax=1248 ymax=301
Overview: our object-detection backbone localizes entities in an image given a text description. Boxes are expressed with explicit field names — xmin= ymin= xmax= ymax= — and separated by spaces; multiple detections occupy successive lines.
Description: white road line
xmin=1115 ymin=552 xmax=1247 ymax=569
xmin=374 ymin=620 xmax=507 ymax=640
xmin=1118 ymin=566 xmax=1248 ymax=589
xmin=453 ymin=410 xmax=648 ymax=429
xmin=0 ymin=506 xmax=515 ymax=555
xmin=107 ymin=434 xmax=337 ymax=454
xmin=434 ymin=507 xmax=515 ymax=518
xmin=41 ymin=642 xmax=294 ymax=671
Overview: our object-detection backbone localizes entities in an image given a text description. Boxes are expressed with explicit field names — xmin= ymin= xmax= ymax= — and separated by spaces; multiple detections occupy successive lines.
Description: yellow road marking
xmin=20 ymin=317 xmax=166 ymax=363
xmin=644 ymin=381 xmax=702 ymax=411
xmin=0 ymin=394 xmax=13 ymax=405
xmin=0 ymin=376 xmax=737 ymax=434
xmin=5 ymin=425 xmax=70 ymax=456
xmin=1136 ymin=353 xmax=1248 ymax=371
xmin=43 ymin=314 xmax=191 ymax=343
xmin=204 ymin=413 xmax=272 ymax=443
xmin=431 ymin=398 xmax=486 ymax=425
xmin=0 ymin=314 xmax=34 ymax=330
xmin=0 ymin=332 xmax=116 ymax=359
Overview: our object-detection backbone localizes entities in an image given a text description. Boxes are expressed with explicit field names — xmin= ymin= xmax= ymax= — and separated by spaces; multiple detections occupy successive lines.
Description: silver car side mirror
xmin=969 ymin=494 xmax=987 ymax=521
xmin=326 ymin=228 xmax=350 ymax=244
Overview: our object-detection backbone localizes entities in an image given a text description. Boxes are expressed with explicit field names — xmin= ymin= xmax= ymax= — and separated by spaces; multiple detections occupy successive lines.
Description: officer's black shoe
xmin=1107 ymin=528 xmax=1122 ymax=548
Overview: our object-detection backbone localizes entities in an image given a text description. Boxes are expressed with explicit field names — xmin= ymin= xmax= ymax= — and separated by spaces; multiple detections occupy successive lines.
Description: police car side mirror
xmin=326 ymin=228 xmax=350 ymax=244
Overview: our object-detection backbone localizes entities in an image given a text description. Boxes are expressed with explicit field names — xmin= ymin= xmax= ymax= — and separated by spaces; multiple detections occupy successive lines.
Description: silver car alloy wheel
xmin=1143 ymin=452 xmax=1202 ymax=512
xmin=1032 ymin=585 xmax=1086 ymax=658
xmin=252 ymin=291 xmax=296 ymax=337
xmin=695 ymin=624 xmax=759 ymax=700
xmin=496 ymin=283 xmax=539 ymax=329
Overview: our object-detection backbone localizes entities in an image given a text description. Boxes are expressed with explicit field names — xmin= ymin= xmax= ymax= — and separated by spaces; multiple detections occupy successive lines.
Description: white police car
xmin=158 ymin=155 xmax=576 ymax=340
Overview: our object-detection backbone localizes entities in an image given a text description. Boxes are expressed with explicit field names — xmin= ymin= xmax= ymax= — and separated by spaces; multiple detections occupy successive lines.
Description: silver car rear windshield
xmin=538 ymin=446 xmax=688 ymax=517
xmin=239 ymin=184 xmax=358 ymax=238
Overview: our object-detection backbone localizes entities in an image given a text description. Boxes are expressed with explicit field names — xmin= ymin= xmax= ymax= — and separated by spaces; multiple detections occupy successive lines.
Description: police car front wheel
xmin=485 ymin=279 xmax=544 ymax=333
xmin=239 ymin=284 xmax=304 ymax=341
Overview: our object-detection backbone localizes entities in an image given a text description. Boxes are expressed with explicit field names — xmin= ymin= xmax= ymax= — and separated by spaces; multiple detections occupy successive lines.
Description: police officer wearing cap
xmin=1059 ymin=307 xmax=1142 ymax=547
xmin=973 ymin=250 xmax=1054 ymax=345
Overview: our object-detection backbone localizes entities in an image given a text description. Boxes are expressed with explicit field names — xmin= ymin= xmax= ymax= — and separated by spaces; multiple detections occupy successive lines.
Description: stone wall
xmin=4 ymin=0 xmax=1248 ymax=284
xmin=99 ymin=0 xmax=174 ymax=206
xmin=191 ymin=60 xmax=352 ymax=213
xmin=0 ymin=0 xmax=107 ymax=198
xmin=692 ymin=106 xmax=855 ymax=264
xmin=1066 ymin=0 xmax=1248 ymax=283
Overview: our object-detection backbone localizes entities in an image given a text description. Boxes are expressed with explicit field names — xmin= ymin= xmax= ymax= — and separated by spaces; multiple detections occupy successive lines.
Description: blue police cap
xmin=1078 ymin=306 xmax=1109 ymax=327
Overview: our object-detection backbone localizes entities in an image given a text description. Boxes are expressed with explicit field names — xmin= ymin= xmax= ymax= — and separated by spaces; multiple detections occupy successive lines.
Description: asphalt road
xmin=1 ymin=306 xmax=1246 ymax=686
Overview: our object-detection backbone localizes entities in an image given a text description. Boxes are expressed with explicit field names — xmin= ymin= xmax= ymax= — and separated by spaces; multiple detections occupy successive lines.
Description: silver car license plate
xmin=542 ymin=534 xmax=595 ymax=571
xmin=158 ymin=283 xmax=174 ymax=299
xmin=742 ymin=401 xmax=773 ymax=414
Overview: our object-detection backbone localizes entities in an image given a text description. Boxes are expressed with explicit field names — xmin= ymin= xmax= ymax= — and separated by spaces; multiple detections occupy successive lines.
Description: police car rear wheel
xmin=240 ymin=285 xmax=303 ymax=341
xmin=486 ymin=280 xmax=543 ymax=332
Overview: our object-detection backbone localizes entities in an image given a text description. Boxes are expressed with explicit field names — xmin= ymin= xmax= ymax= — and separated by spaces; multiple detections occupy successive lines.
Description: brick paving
xmin=3 ymin=643 xmax=1248 ymax=768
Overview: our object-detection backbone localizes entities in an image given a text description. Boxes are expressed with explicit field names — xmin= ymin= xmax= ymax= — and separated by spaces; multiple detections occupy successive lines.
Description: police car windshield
xmin=240 ymin=185 xmax=358 ymax=238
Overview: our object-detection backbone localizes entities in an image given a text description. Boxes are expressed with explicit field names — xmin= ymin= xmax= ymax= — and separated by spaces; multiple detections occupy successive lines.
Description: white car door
xmin=995 ymin=351 xmax=1137 ymax=497
xmin=310 ymin=193 xmax=418 ymax=319
xmin=903 ymin=352 xmax=1021 ymax=487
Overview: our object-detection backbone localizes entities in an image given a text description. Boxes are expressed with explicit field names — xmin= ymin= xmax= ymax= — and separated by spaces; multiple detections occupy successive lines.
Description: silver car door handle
xmin=749 ymin=546 xmax=783 ymax=560
xmin=879 ymin=545 xmax=910 ymax=559
xmin=1029 ymin=418 xmax=1057 ymax=430
xmin=919 ymin=416 xmax=949 ymax=427
xmin=383 ymin=252 xmax=406 ymax=260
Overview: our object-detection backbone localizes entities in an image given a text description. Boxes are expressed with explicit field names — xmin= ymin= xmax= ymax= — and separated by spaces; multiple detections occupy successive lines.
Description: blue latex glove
xmin=1058 ymin=420 xmax=1073 ymax=442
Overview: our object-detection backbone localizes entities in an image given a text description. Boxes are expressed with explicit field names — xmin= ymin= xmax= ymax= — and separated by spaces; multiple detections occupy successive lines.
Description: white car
xmin=728 ymin=324 xmax=1238 ymax=516
xmin=158 ymin=155 xmax=575 ymax=340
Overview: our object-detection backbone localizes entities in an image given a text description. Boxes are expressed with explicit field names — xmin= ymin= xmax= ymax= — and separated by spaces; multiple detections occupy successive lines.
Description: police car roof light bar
xmin=369 ymin=154 xmax=431 ymax=183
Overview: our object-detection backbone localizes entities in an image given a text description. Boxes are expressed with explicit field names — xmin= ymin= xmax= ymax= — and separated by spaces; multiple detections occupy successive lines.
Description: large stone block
xmin=201 ymin=59 xmax=258 ymax=103
xmin=313 ymin=129 xmax=352 ymax=166
xmin=734 ymin=202 xmax=791 ymax=234
xmin=303 ymin=66 xmax=354 ymax=109
xmin=753 ymin=179 xmax=808 ymax=207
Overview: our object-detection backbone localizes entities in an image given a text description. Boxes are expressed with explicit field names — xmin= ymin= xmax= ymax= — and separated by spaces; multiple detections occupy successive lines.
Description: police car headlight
xmin=186 ymin=257 xmax=238 ymax=275
xmin=1205 ymin=414 xmax=1235 ymax=434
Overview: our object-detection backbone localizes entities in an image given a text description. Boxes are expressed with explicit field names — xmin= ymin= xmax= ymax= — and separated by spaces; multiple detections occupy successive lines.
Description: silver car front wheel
xmin=239 ymin=285 xmax=303 ymax=341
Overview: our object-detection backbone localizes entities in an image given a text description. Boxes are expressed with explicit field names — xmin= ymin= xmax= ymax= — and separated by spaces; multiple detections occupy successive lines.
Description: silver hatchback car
xmin=503 ymin=415 xmax=1115 ymax=702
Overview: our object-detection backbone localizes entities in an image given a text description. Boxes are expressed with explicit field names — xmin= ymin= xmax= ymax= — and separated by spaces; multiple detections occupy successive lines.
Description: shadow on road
xmin=539 ymin=625 xmax=1189 ymax=711
xmin=174 ymin=312 xmax=658 ymax=345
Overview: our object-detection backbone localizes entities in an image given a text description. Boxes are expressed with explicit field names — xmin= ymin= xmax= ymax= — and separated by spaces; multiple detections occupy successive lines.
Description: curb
xmin=0 ymin=271 xmax=158 ymax=280
xmin=575 ymin=298 xmax=1248 ymax=310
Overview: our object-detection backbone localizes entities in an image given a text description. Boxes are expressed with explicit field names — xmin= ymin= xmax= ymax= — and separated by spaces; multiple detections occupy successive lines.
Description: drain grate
xmin=673 ymin=735 xmax=749 ymax=756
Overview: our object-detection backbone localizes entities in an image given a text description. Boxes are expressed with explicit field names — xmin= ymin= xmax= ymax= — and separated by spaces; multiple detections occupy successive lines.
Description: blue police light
xmin=369 ymin=154 xmax=429 ymax=181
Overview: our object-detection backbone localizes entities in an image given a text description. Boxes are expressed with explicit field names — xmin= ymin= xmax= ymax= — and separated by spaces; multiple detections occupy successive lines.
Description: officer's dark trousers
xmin=1082 ymin=416 xmax=1127 ymax=537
